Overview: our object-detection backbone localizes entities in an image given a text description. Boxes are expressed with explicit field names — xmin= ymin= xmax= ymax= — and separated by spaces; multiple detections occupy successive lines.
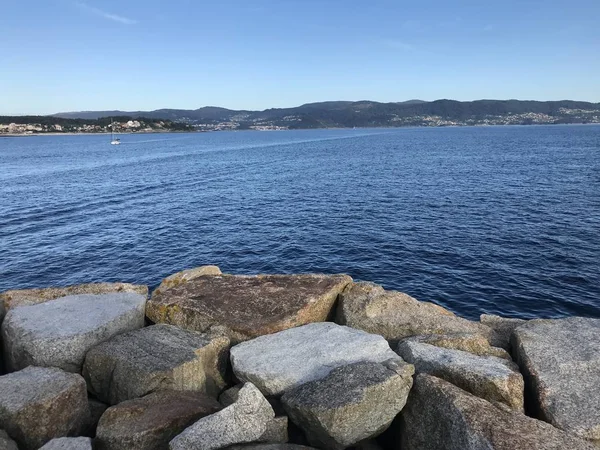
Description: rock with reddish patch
xmin=152 ymin=265 xmax=222 ymax=297
xmin=146 ymin=274 xmax=352 ymax=344
xmin=96 ymin=390 xmax=221 ymax=450
xmin=0 ymin=367 xmax=89 ymax=450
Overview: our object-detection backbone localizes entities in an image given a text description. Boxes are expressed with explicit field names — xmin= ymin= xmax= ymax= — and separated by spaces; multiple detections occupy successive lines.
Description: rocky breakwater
xmin=0 ymin=267 xmax=598 ymax=450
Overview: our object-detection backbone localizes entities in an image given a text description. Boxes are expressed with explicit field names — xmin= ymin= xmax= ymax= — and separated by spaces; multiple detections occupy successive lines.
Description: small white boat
xmin=110 ymin=119 xmax=120 ymax=145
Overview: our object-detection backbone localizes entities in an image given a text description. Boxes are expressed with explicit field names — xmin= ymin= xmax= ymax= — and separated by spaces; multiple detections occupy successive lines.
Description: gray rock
xmin=0 ymin=309 xmax=4 ymax=376
xmin=399 ymin=374 xmax=596 ymax=450
xmin=261 ymin=416 xmax=289 ymax=444
xmin=336 ymin=282 xmax=494 ymax=345
xmin=397 ymin=340 xmax=523 ymax=410
xmin=230 ymin=322 xmax=401 ymax=396
xmin=226 ymin=446 xmax=316 ymax=450
xmin=95 ymin=390 xmax=221 ymax=450
xmin=39 ymin=437 xmax=93 ymax=450
xmin=219 ymin=384 xmax=243 ymax=407
xmin=0 ymin=430 xmax=18 ymax=450
xmin=0 ymin=302 xmax=4 ymax=374
xmin=403 ymin=332 xmax=511 ymax=360
xmin=219 ymin=386 xmax=288 ymax=443
xmin=169 ymin=383 xmax=275 ymax=450
xmin=83 ymin=324 xmax=229 ymax=405
xmin=0 ymin=366 xmax=89 ymax=450
xmin=0 ymin=282 xmax=148 ymax=311
xmin=513 ymin=317 xmax=600 ymax=441
xmin=147 ymin=273 xmax=352 ymax=344
xmin=481 ymin=313 xmax=526 ymax=350
xmin=282 ymin=360 xmax=414 ymax=449
xmin=2 ymin=292 xmax=146 ymax=373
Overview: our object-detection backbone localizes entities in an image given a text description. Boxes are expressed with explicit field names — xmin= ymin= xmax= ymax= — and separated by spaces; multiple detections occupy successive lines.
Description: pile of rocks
xmin=0 ymin=266 xmax=599 ymax=449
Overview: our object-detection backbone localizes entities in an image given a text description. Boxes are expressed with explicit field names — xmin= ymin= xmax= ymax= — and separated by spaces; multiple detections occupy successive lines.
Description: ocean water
xmin=1 ymin=125 xmax=599 ymax=320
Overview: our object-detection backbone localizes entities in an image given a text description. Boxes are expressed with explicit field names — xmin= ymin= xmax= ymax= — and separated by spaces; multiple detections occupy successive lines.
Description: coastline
xmin=0 ymin=130 xmax=195 ymax=138
xmin=1 ymin=268 xmax=599 ymax=448
xmin=1 ymin=122 xmax=599 ymax=138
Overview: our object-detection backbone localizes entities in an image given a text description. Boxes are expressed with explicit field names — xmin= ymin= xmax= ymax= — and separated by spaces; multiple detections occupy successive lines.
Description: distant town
xmin=0 ymin=117 xmax=192 ymax=135
xmin=191 ymin=107 xmax=600 ymax=132
xmin=2 ymin=100 xmax=599 ymax=135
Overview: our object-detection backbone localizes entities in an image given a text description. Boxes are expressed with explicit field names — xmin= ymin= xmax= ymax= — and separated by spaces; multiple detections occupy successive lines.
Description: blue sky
xmin=1 ymin=0 xmax=599 ymax=114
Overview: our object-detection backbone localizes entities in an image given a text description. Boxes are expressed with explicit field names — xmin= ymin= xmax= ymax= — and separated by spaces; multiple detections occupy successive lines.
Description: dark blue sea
xmin=1 ymin=125 xmax=599 ymax=320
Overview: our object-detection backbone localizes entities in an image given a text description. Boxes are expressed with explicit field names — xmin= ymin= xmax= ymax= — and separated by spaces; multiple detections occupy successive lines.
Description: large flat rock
xmin=282 ymin=360 xmax=414 ymax=449
xmin=230 ymin=322 xmax=401 ymax=396
xmin=513 ymin=317 xmax=600 ymax=442
xmin=0 ymin=282 xmax=148 ymax=310
xmin=0 ymin=366 xmax=89 ymax=450
xmin=2 ymin=292 xmax=147 ymax=373
xmin=96 ymin=390 xmax=221 ymax=450
xmin=83 ymin=324 xmax=229 ymax=404
xmin=336 ymin=282 xmax=494 ymax=345
xmin=147 ymin=274 xmax=352 ymax=344
xmin=169 ymin=383 xmax=275 ymax=450
xmin=399 ymin=374 xmax=596 ymax=450
xmin=397 ymin=340 xmax=524 ymax=410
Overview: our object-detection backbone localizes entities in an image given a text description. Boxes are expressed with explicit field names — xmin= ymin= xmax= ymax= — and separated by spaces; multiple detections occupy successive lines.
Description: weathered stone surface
xmin=399 ymin=374 xmax=596 ymax=450
xmin=481 ymin=313 xmax=526 ymax=350
xmin=169 ymin=383 xmax=275 ymax=450
xmin=230 ymin=322 xmax=401 ymax=396
xmin=39 ymin=437 xmax=93 ymax=450
xmin=0 ymin=366 xmax=89 ymax=450
xmin=219 ymin=385 xmax=289 ymax=443
xmin=0 ymin=308 xmax=4 ymax=376
xmin=513 ymin=317 xmax=600 ymax=441
xmin=336 ymin=282 xmax=494 ymax=345
xmin=222 ymin=384 xmax=287 ymax=416
xmin=96 ymin=390 xmax=221 ymax=450
xmin=282 ymin=360 xmax=414 ymax=449
xmin=261 ymin=416 xmax=289 ymax=444
xmin=152 ymin=265 xmax=222 ymax=297
xmin=219 ymin=384 xmax=243 ymax=407
xmin=2 ymin=293 xmax=147 ymax=373
xmin=0 ymin=282 xmax=148 ymax=311
xmin=403 ymin=332 xmax=510 ymax=360
xmin=397 ymin=340 xmax=523 ymax=410
xmin=83 ymin=324 xmax=229 ymax=405
xmin=147 ymin=274 xmax=352 ymax=344
xmin=0 ymin=430 xmax=18 ymax=450
xmin=81 ymin=398 xmax=108 ymax=437
xmin=226 ymin=446 xmax=316 ymax=450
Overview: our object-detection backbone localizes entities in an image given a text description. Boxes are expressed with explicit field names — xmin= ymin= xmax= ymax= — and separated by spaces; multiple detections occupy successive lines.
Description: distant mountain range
xmin=53 ymin=99 xmax=600 ymax=130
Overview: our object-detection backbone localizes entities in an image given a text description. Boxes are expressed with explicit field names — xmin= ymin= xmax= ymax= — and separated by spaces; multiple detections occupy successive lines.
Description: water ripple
xmin=1 ymin=126 xmax=599 ymax=320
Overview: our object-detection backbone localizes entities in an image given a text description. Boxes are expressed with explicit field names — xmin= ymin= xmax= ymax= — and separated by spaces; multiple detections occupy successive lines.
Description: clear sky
xmin=1 ymin=0 xmax=599 ymax=115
